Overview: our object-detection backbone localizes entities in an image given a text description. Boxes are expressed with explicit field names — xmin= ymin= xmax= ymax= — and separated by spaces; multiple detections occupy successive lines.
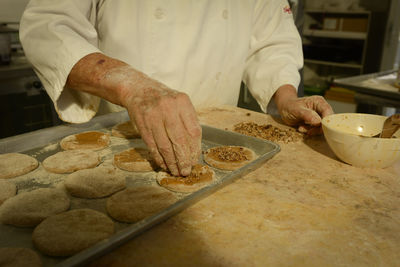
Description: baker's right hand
xmin=66 ymin=53 xmax=201 ymax=176
xmin=119 ymin=71 xmax=202 ymax=176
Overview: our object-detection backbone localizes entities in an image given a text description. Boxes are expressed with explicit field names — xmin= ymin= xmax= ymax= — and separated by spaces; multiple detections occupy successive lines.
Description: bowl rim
xmin=321 ymin=113 xmax=390 ymax=138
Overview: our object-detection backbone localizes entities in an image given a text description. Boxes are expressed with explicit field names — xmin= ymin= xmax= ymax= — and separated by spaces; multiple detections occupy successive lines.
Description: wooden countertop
xmin=91 ymin=106 xmax=400 ymax=266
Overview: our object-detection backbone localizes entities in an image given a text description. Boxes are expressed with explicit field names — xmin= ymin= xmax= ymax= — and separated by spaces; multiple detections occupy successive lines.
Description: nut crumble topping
xmin=233 ymin=122 xmax=303 ymax=143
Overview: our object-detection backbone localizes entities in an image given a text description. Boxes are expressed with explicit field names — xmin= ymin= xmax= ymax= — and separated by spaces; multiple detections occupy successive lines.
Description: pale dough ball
xmin=0 ymin=180 xmax=17 ymax=205
xmin=32 ymin=209 xmax=114 ymax=257
xmin=156 ymin=164 xmax=216 ymax=193
xmin=106 ymin=186 xmax=178 ymax=223
xmin=113 ymin=148 xmax=155 ymax=172
xmin=0 ymin=188 xmax=70 ymax=227
xmin=42 ymin=150 xmax=100 ymax=174
xmin=0 ymin=153 xmax=38 ymax=179
xmin=64 ymin=166 xmax=126 ymax=198
xmin=203 ymin=146 xmax=256 ymax=170
xmin=0 ymin=247 xmax=42 ymax=267
xmin=111 ymin=121 xmax=140 ymax=139
xmin=60 ymin=131 xmax=110 ymax=150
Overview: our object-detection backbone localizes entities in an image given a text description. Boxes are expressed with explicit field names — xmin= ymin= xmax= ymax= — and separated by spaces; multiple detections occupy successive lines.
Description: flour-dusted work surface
xmin=90 ymin=106 xmax=400 ymax=267
xmin=0 ymin=109 xmax=279 ymax=266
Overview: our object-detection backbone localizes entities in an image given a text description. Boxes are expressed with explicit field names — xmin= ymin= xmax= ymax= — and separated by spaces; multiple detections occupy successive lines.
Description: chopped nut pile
xmin=233 ymin=122 xmax=304 ymax=143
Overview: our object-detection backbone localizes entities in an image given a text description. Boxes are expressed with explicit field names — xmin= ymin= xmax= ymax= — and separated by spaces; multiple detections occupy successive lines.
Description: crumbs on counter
xmin=233 ymin=122 xmax=304 ymax=143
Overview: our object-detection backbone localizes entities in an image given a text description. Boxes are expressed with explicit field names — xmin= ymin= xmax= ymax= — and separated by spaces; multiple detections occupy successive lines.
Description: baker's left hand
xmin=274 ymin=85 xmax=334 ymax=135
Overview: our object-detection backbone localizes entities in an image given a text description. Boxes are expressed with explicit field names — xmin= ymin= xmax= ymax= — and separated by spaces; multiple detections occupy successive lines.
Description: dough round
xmin=0 ymin=247 xmax=42 ymax=267
xmin=156 ymin=164 xmax=216 ymax=193
xmin=111 ymin=121 xmax=140 ymax=139
xmin=33 ymin=209 xmax=114 ymax=257
xmin=0 ymin=180 xmax=17 ymax=205
xmin=43 ymin=150 xmax=100 ymax=174
xmin=113 ymin=148 xmax=154 ymax=172
xmin=0 ymin=188 xmax=70 ymax=227
xmin=0 ymin=153 xmax=38 ymax=179
xmin=203 ymin=146 xmax=256 ymax=170
xmin=106 ymin=186 xmax=178 ymax=223
xmin=60 ymin=131 xmax=110 ymax=150
xmin=64 ymin=166 xmax=126 ymax=198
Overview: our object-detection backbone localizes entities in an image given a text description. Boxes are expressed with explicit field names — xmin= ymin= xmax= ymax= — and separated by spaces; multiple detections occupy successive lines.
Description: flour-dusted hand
xmin=120 ymin=75 xmax=202 ymax=176
xmin=67 ymin=53 xmax=202 ymax=176
xmin=274 ymin=85 xmax=334 ymax=135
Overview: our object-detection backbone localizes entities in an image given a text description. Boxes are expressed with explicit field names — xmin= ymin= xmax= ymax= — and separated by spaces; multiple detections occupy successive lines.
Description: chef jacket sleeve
xmin=242 ymin=0 xmax=304 ymax=113
xmin=20 ymin=0 xmax=102 ymax=123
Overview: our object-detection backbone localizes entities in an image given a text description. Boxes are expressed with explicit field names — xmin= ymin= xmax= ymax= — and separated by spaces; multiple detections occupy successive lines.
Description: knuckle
xmin=189 ymin=125 xmax=202 ymax=138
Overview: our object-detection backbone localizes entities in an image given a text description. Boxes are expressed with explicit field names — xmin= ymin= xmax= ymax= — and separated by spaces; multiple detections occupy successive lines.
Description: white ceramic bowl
xmin=321 ymin=113 xmax=400 ymax=168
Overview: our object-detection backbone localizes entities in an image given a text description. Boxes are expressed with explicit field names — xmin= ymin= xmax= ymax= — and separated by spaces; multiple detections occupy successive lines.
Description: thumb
xmin=300 ymin=107 xmax=321 ymax=126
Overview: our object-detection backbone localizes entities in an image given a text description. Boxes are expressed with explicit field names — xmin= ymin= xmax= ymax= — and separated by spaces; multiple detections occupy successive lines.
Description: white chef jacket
xmin=20 ymin=0 xmax=303 ymax=123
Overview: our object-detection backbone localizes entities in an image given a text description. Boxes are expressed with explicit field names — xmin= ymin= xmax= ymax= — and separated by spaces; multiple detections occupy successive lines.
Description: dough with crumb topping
xmin=156 ymin=164 xmax=216 ymax=193
xmin=203 ymin=146 xmax=256 ymax=170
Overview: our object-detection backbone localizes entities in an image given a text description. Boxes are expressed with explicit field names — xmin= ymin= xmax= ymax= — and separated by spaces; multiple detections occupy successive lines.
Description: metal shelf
xmin=304 ymin=59 xmax=363 ymax=69
xmin=303 ymin=29 xmax=367 ymax=40
xmin=304 ymin=9 xmax=371 ymax=15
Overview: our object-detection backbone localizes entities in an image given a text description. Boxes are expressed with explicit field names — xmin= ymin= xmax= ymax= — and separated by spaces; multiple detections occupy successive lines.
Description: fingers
xmin=309 ymin=95 xmax=334 ymax=118
xmin=150 ymin=117 xmax=181 ymax=176
xmin=179 ymin=105 xmax=202 ymax=165
xmin=132 ymin=114 xmax=167 ymax=170
xmin=164 ymin=110 xmax=194 ymax=176
xmin=296 ymin=107 xmax=321 ymax=126
xmin=291 ymin=96 xmax=333 ymax=127
xmin=128 ymin=91 xmax=200 ymax=176
xmin=298 ymin=124 xmax=323 ymax=135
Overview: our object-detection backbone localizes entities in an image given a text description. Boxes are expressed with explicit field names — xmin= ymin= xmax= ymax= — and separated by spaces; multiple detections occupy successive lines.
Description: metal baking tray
xmin=0 ymin=110 xmax=280 ymax=267
xmin=334 ymin=69 xmax=400 ymax=101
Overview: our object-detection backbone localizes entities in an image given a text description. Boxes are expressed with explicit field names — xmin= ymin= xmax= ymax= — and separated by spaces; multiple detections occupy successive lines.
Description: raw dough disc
xmin=106 ymin=186 xmax=178 ymax=223
xmin=156 ymin=164 xmax=216 ymax=193
xmin=203 ymin=146 xmax=256 ymax=170
xmin=111 ymin=121 xmax=140 ymax=139
xmin=0 ymin=153 xmax=38 ymax=179
xmin=0 ymin=247 xmax=42 ymax=267
xmin=60 ymin=131 xmax=110 ymax=150
xmin=43 ymin=150 xmax=100 ymax=174
xmin=0 ymin=180 xmax=17 ymax=205
xmin=64 ymin=166 xmax=126 ymax=198
xmin=32 ymin=209 xmax=114 ymax=257
xmin=113 ymin=148 xmax=155 ymax=172
xmin=0 ymin=188 xmax=70 ymax=227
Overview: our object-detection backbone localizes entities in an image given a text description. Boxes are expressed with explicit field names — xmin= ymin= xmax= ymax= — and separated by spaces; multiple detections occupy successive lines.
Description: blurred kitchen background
xmin=1 ymin=0 xmax=400 ymax=138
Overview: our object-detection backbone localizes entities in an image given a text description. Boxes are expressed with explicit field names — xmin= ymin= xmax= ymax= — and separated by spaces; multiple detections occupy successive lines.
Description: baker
xmin=19 ymin=0 xmax=333 ymax=176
